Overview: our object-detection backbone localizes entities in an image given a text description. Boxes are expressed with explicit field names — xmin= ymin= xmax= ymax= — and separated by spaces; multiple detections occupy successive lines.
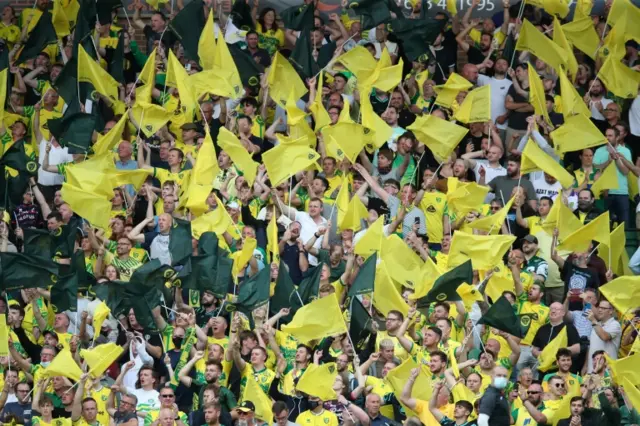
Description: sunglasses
xmin=160 ymin=394 xmax=175 ymax=398
xmin=554 ymin=383 xmax=566 ymax=388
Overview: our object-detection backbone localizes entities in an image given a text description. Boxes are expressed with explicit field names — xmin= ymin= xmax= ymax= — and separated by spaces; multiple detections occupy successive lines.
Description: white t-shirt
xmin=477 ymin=75 xmax=512 ymax=130
xmin=126 ymin=387 xmax=160 ymax=426
xmin=531 ymin=175 xmax=562 ymax=200
xmin=589 ymin=97 xmax=613 ymax=121
xmin=295 ymin=210 xmax=327 ymax=266
xmin=587 ymin=317 xmax=622 ymax=373
xmin=38 ymin=139 xmax=73 ymax=186
xmin=630 ymin=95 xmax=640 ymax=136
xmin=150 ymin=233 xmax=171 ymax=265
xmin=473 ymin=160 xmax=507 ymax=184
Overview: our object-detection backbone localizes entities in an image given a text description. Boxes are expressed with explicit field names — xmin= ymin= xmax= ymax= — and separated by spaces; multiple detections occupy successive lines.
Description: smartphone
xmin=185 ymin=63 xmax=192 ymax=72
xmin=582 ymin=302 xmax=592 ymax=317
xmin=414 ymin=217 xmax=421 ymax=225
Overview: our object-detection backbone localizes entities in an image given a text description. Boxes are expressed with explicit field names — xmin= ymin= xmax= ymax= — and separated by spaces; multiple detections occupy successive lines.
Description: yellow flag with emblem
xmin=282 ymin=293 xmax=347 ymax=342
xmin=268 ymin=52 xmax=307 ymax=109
xmin=456 ymin=283 xmax=484 ymax=312
xmin=515 ymin=20 xmax=566 ymax=73
xmin=336 ymin=45 xmax=378 ymax=80
xmin=296 ymin=363 xmax=338 ymax=401
xmin=166 ymin=50 xmax=198 ymax=118
xmin=45 ymin=349 xmax=83 ymax=382
xmin=599 ymin=276 xmax=640 ymax=317
xmin=217 ymin=127 xmax=259 ymax=185
xmin=557 ymin=211 xmax=610 ymax=252
xmin=521 ymin=139 xmax=575 ymax=188
xmin=81 ymin=343 xmax=124 ymax=378
xmin=470 ymin=196 xmax=514 ymax=232
xmin=381 ymin=234 xmax=426 ymax=289
xmin=231 ymin=237 xmax=258 ymax=282
xmin=322 ymin=122 xmax=369 ymax=162
xmin=91 ymin=301 xmax=110 ymax=343
xmin=408 ymin=114 xmax=469 ymax=161
xmin=591 ymin=162 xmax=619 ymax=199
xmin=77 ymin=45 xmax=119 ymax=102
xmin=454 ymin=85 xmax=491 ymax=123
xmin=550 ymin=113 xmax=606 ymax=153
xmin=131 ymin=103 xmax=172 ymax=138
xmin=538 ymin=327 xmax=568 ymax=372
xmin=61 ymin=183 xmax=111 ymax=230
xmin=361 ymin=93 xmax=393 ymax=153
xmin=263 ymin=140 xmax=320 ymax=187
xmin=93 ymin=113 xmax=128 ymax=156
xmin=241 ymin=368 xmax=273 ymax=423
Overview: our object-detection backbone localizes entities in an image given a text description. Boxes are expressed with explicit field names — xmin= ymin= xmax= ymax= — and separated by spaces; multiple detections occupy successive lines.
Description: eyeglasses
xmin=554 ymin=383 xmax=566 ymax=388
xmin=527 ymin=391 xmax=541 ymax=395
xmin=160 ymin=394 xmax=175 ymax=398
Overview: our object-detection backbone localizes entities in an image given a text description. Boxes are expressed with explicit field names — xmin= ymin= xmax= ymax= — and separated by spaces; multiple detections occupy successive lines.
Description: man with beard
xmin=574 ymin=189 xmax=601 ymax=224
xmin=505 ymin=64 xmax=534 ymax=152
xmin=178 ymin=350 xmax=236 ymax=410
xmin=488 ymin=156 xmax=537 ymax=209
xmin=194 ymin=291 xmax=221 ymax=327
xmin=0 ymin=382 xmax=32 ymax=425
xmin=455 ymin=23 xmax=496 ymax=67
xmin=511 ymin=382 xmax=544 ymax=426
xmin=189 ymin=387 xmax=233 ymax=426
xmin=521 ymin=235 xmax=549 ymax=284
xmin=106 ymin=391 xmax=138 ymax=426
xmin=585 ymin=79 xmax=613 ymax=123
xmin=388 ymin=89 xmax=416 ymax=128
xmin=463 ymin=144 xmax=507 ymax=186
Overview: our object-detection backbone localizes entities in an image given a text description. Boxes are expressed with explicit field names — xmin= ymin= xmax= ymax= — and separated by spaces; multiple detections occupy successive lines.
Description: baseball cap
xmin=226 ymin=201 xmax=240 ymax=209
xmin=523 ymin=235 xmax=538 ymax=244
xmin=237 ymin=401 xmax=255 ymax=412
xmin=180 ymin=123 xmax=199 ymax=131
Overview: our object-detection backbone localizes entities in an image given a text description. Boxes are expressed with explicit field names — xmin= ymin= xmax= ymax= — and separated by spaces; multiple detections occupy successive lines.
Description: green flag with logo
xmin=0 ymin=253 xmax=58 ymax=291
xmin=349 ymin=297 xmax=374 ymax=351
xmin=417 ymin=260 xmax=473 ymax=310
xmin=269 ymin=261 xmax=297 ymax=324
xmin=51 ymin=250 xmax=86 ymax=313
xmin=280 ymin=3 xmax=315 ymax=31
xmin=48 ymin=112 xmax=97 ymax=154
xmin=169 ymin=0 xmax=205 ymax=61
xmin=478 ymin=295 xmax=524 ymax=338
xmin=391 ymin=18 xmax=446 ymax=62
xmin=345 ymin=0 xmax=390 ymax=29
xmin=16 ymin=11 xmax=57 ymax=65
xmin=348 ymin=252 xmax=376 ymax=299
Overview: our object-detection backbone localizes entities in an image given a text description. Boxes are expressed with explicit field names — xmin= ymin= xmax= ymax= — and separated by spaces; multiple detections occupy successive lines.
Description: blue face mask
xmin=494 ymin=377 xmax=508 ymax=389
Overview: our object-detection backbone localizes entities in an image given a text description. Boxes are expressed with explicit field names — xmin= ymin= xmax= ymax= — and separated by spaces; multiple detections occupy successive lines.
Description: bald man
xmin=531 ymin=302 xmax=581 ymax=374
xmin=478 ymin=366 xmax=511 ymax=426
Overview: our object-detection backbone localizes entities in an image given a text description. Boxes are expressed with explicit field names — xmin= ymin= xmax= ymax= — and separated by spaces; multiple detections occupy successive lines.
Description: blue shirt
xmin=593 ymin=145 xmax=632 ymax=195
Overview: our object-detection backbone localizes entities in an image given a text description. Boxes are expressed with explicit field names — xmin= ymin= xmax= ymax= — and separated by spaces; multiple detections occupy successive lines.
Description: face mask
xmin=172 ymin=337 xmax=183 ymax=349
xmin=308 ymin=401 xmax=319 ymax=410
xmin=494 ymin=377 xmax=508 ymax=390
xmin=41 ymin=361 xmax=51 ymax=368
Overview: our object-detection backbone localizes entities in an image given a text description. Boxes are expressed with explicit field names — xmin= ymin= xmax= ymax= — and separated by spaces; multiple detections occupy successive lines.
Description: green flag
xmin=230 ymin=45 xmax=264 ymax=90
xmin=349 ymin=297 xmax=374 ymax=351
xmin=295 ymin=264 xmax=324 ymax=308
xmin=213 ymin=254 xmax=233 ymax=299
xmin=169 ymin=0 xmax=205 ymax=61
xmin=23 ymin=221 xmax=77 ymax=260
xmin=346 ymin=0 xmax=391 ymax=29
xmin=269 ymin=261 xmax=297 ymax=323
xmin=417 ymin=260 xmax=473 ymax=308
xmin=96 ymin=0 xmax=121 ymax=25
xmin=51 ymin=250 xmax=86 ymax=313
xmin=348 ymin=253 xmax=376 ymax=298
xmin=0 ymin=165 xmax=30 ymax=209
xmin=290 ymin=29 xmax=320 ymax=79
xmin=0 ymin=141 xmax=38 ymax=175
xmin=280 ymin=3 xmax=315 ymax=31
xmin=234 ymin=267 xmax=271 ymax=312
xmin=93 ymin=280 xmax=127 ymax=318
xmin=391 ymin=18 xmax=446 ymax=62
xmin=229 ymin=0 xmax=255 ymax=31
xmin=316 ymin=41 xmax=337 ymax=70
xmin=169 ymin=218 xmax=193 ymax=266
xmin=478 ymin=295 xmax=524 ymax=338
xmin=48 ymin=112 xmax=97 ymax=154
xmin=16 ymin=11 xmax=57 ymax=65
xmin=73 ymin=2 xmax=96 ymax=60
xmin=180 ymin=233 xmax=218 ymax=291
xmin=52 ymin=57 xmax=79 ymax=106
xmin=109 ymin=31 xmax=125 ymax=84
xmin=124 ymin=260 xmax=175 ymax=332
xmin=501 ymin=32 xmax=517 ymax=62
xmin=0 ymin=253 xmax=58 ymax=291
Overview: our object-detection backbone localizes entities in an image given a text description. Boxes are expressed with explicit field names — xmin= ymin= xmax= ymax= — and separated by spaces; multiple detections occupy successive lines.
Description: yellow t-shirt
xmin=525 ymin=215 xmax=544 ymax=236
xmin=517 ymin=296 xmax=550 ymax=346
xmin=87 ymin=386 xmax=111 ymax=426
xmin=295 ymin=409 xmax=339 ymax=426
xmin=239 ymin=364 xmax=276 ymax=398
xmin=420 ymin=191 xmax=447 ymax=244
xmin=375 ymin=331 xmax=410 ymax=361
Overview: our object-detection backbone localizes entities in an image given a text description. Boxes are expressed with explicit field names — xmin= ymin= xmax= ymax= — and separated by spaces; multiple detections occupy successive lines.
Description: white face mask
xmin=40 ymin=361 xmax=51 ymax=368
xmin=493 ymin=376 xmax=508 ymax=389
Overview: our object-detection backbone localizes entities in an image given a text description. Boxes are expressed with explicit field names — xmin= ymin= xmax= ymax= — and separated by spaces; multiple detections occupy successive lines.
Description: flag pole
xmin=121 ymin=3 xmax=133 ymax=28
xmin=509 ymin=1 xmax=527 ymax=69
xmin=499 ymin=190 xmax=512 ymax=235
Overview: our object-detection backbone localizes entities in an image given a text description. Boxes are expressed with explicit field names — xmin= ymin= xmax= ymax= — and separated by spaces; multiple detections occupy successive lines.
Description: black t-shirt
xmin=398 ymin=108 xmax=416 ymax=129
xmin=113 ymin=411 xmax=137 ymax=426
xmin=433 ymin=45 xmax=457 ymax=85
xmin=250 ymin=48 xmax=271 ymax=67
xmin=478 ymin=386 xmax=510 ymax=426
xmin=506 ymin=85 xmax=532 ymax=130
xmin=561 ymin=263 xmax=600 ymax=311
xmin=532 ymin=322 xmax=581 ymax=352
xmin=457 ymin=133 xmax=485 ymax=157
xmin=143 ymin=25 xmax=178 ymax=54
xmin=467 ymin=45 xmax=487 ymax=65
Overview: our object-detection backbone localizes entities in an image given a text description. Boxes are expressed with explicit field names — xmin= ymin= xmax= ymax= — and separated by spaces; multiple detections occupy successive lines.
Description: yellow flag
xmin=199 ymin=10 xmax=216 ymax=71
xmin=447 ymin=344 xmax=460 ymax=378
xmin=0 ymin=69 xmax=8 ymax=123
xmin=558 ymin=69 xmax=590 ymax=119
xmin=385 ymin=359 xmax=436 ymax=423
xmin=521 ymin=139 xmax=575 ymax=188
xmin=45 ymin=349 xmax=83 ymax=381
xmin=146 ymin=0 xmax=169 ymax=10
xmin=131 ymin=103 xmax=171 ymax=138
xmin=93 ymin=113 xmax=128 ymax=156
xmin=591 ymin=162 xmax=620 ymax=199
xmin=185 ymin=184 xmax=214 ymax=217
xmin=65 ymin=165 xmax=114 ymax=198
xmin=111 ymin=169 xmax=152 ymax=192
xmin=562 ymin=17 xmax=600 ymax=59
xmin=374 ymin=262 xmax=410 ymax=317
xmin=267 ymin=211 xmax=280 ymax=263
xmin=336 ymin=46 xmax=378 ymax=80
xmin=191 ymin=203 xmax=233 ymax=238
xmin=166 ymin=50 xmax=197 ymax=118
xmin=231 ymin=237 xmax=257 ymax=281
xmin=52 ymin=0 xmax=70 ymax=38
xmin=550 ymin=113 xmax=605 ymax=153
xmin=448 ymin=231 xmax=516 ymax=270
xmin=339 ymin=193 xmax=368 ymax=233
xmin=91 ymin=301 xmax=110 ymax=342
xmin=528 ymin=66 xmax=552 ymax=125
xmin=296 ymin=363 xmax=338 ymax=401
xmin=454 ymin=85 xmax=491 ymax=123
xmin=212 ymin=31 xmax=243 ymax=99
xmin=77 ymin=45 xmax=119 ymax=102
xmin=553 ymin=19 xmax=577 ymax=79
xmin=541 ymin=198 xmax=582 ymax=240
xmin=241 ymin=370 xmax=273 ymax=423
xmin=0 ymin=315 xmax=8 ymax=357
xmin=309 ymin=72 xmax=331 ymax=131
xmin=451 ymin=382 xmax=476 ymax=404
xmin=607 ymin=0 xmax=640 ymax=28
xmin=285 ymin=90 xmax=306 ymax=126
xmin=515 ymin=20 xmax=567 ymax=72
xmin=408 ymin=114 xmax=469 ymax=161
xmin=217 ymin=127 xmax=258 ymax=185
xmin=538 ymin=328 xmax=568 ymax=372
xmin=599 ymin=276 xmax=640 ymax=316
xmin=413 ymin=257 xmax=442 ymax=299
xmin=470 ymin=196 xmax=515 ymax=232
xmin=354 ymin=216 xmax=385 ymax=259
xmin=263 ymin=142 xmax=320 ymax=187
xmin=599 ymin=223 xmax=626 ymax=275
xmin=268 ymin=52 xmax=307 ymax=109
xmin=322 ymin=123 xmax=369 ymax=162
xmin=381 ymin=234 xmax=426 ymax=289
xmin=193 ymin=127 xmax=220 ymax=186
xmin=574 ymin=0 xmax=592 ymax=17
xmin=415 ymin=70 xmax=429 ymax=96
xmin=434 ymin=73 xmax=473 ymax=108
xmin=604 ymin=352 xmax=640 ymax=385
xmin=361 ymin=93 xmax=393 ymax=153
xmin=599 ymin=55 xmax=640 ymax=99
xmin=446 ymin=181 xmax=489 ymax=216
xmin=623 ymin=377 xmax=640 ymax=409
xmin=456 ymin=283 xmax=484 ymax=312
xmin=550 ymin=391 xmax=581 ymax=426
xmin=81 ymin=343 xmax=124 ymax=378
xmin=446 ymin=0 xmax=457 ymax=14
xmin=138 ymin=48 xmax=157 ymax=89
xmin=282 ymin=294 xmax=347 ymax=343
xmin=61 ymin=183 xmax=111 ymax=230
xmin=361 ymin=50 xmax=404 ymax=93
xmin=557 ymin=211 xmax=610 ymax=252
xmin=544 ymin=0 xmax=569 ymax=16
xmin=21 ymin=8 xmax=43 ymax=34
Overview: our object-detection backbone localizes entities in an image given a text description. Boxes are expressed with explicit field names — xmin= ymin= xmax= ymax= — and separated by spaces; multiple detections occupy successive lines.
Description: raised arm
xmin=399 ymin=368 xmax=420 ymax=412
